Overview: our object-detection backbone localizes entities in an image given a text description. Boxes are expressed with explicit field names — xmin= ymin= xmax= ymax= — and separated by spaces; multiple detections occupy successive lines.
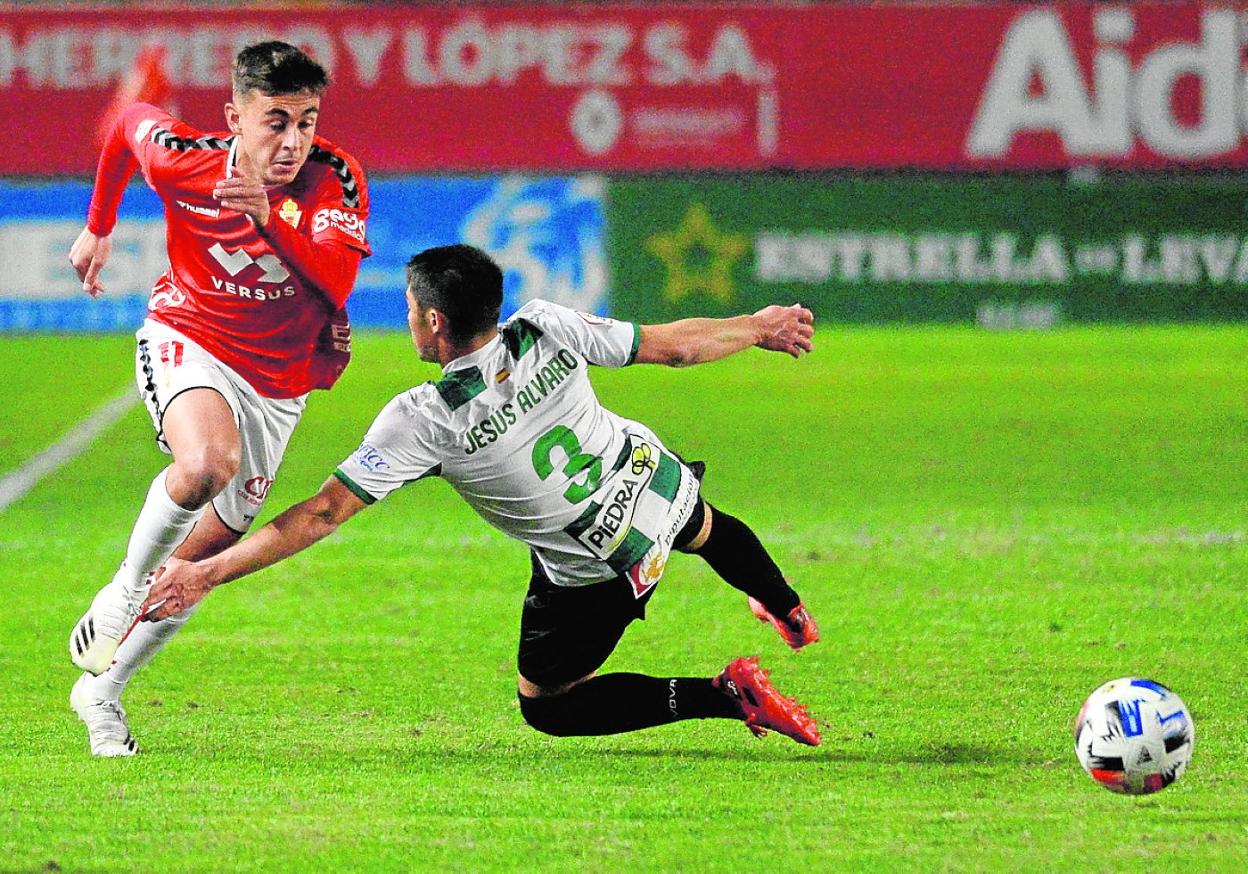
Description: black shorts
xmin=516 ymin=475 xmax=707 ymax=689
xmin=517 ymin=551 xmax=656 ymax=689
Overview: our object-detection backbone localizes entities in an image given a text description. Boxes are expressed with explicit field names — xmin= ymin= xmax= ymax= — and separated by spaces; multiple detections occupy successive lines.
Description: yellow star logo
xmin=645 ymin=204 xmax=748 ymax=303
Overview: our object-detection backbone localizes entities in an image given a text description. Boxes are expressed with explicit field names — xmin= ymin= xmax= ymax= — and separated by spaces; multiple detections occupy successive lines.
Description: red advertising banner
xmin=795 ymin=1 xmax=1248 ymax=170
xmin=0 ymin=2 xmax=1243 ymax=174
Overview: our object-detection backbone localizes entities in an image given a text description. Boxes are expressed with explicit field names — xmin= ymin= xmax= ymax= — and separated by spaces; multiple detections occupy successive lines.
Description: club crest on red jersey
xmin=277 ymin=199 xmax=302 ymax=228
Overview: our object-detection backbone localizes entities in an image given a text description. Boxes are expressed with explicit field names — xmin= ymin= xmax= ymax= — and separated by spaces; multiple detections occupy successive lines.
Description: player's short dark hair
xmin=232 ymin=41 xmax=328 ymax=97
xmin=406 ymin=245 xmax=504 ymax=342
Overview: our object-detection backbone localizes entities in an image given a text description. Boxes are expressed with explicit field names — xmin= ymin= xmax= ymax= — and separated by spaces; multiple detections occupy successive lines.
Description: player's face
xmin=406 ymin=289 xmax=437 ymax=363
xmin=226 ymin=89 xmax=321 ymax=186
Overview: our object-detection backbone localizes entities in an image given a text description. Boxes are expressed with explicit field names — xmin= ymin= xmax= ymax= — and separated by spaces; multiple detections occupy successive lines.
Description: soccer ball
xmin=1073 ymin=677 xmax=1194 ymax=795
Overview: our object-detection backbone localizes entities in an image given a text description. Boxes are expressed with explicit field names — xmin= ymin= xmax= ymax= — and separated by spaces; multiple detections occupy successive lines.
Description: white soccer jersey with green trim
xmin=334 ymin=299 xmax=701 ymax=591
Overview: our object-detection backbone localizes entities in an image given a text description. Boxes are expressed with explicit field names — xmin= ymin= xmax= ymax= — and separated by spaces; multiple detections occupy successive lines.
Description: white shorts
xmin=134 ymin=319 xmax=307 ymax=532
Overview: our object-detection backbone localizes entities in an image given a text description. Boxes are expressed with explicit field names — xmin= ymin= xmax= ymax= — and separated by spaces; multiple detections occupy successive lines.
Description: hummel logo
xmin=178 ymin=200 xmax=221 ymax=218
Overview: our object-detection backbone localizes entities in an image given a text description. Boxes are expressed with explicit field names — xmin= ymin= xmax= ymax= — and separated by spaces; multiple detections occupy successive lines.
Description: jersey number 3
xmin=532 ymin=425 xmax=602 ymax=504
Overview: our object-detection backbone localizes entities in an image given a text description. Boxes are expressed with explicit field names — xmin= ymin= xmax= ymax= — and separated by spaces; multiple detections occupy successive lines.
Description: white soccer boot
xmin=69 ymin=576 xmax=144 ymax=675
xmin=69 ymin=674 xmax=139 ymax=757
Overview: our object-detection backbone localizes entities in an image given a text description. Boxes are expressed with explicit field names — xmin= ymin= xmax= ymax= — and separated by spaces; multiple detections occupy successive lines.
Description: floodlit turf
xmin=2 ymin=326 xmax=1247 ymax=870
xmin=0 ymin=334 xmax=137 ymax=476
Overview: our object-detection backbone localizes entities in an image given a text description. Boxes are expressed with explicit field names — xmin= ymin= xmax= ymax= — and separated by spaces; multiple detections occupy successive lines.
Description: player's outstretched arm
xmin=633 ymin=303 xmax=814 ymax=367
xmin=140 ymin=476 xmax=368 ymax=621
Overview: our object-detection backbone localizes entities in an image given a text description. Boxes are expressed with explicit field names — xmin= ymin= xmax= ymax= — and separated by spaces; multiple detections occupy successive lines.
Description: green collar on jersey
xmin=500 ymin=318 xmax=544 ymax=359
xmin=434 ymin=366 xmax=487 ymax=411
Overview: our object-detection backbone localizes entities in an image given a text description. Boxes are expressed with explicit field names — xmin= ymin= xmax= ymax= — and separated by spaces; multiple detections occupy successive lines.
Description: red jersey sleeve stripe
xmin=307 ymin=145 xmax=361 ymax=209
xmin=148 ymin=127 xmax=233 ymax=153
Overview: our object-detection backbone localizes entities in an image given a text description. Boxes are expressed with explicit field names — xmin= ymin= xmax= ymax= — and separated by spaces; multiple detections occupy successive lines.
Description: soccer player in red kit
xmin=66 ymin=41 xmax=370 ymax=756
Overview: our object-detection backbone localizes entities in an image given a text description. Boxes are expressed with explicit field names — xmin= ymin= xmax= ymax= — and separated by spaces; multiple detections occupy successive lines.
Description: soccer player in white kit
xmin=146 ymin=245 xmax=822 ymax=746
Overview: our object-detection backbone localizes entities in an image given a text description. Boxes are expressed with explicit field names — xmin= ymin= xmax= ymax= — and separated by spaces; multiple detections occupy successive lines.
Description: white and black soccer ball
xmin=1073 ymin=677 xmax=1194 ymax=795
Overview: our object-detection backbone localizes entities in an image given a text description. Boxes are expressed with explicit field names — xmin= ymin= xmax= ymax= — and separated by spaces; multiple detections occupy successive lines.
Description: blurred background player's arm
xmin=634 ymin=303 xmax=814 ymax=367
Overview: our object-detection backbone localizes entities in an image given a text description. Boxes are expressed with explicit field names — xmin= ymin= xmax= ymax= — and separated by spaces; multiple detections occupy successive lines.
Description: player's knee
xmin=171 ymin=446 xmax=240 ymax=505
xmin=517 ymin=691 xmax=578 ymax=737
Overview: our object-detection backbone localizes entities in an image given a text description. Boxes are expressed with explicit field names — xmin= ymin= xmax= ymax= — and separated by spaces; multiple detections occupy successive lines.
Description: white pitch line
xmin=0 ymin=386 xmax=138 ymax=513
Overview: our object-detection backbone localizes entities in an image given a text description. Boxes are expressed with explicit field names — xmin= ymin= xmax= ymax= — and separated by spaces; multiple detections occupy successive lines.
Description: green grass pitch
xmin=2 ymin=326 xmax=1246 ymax=870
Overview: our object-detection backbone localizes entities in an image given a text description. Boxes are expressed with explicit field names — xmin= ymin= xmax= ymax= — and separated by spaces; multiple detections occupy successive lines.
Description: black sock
xmin=691 ymin=505 xmax=801 ymax=617
xmin=519 ymin=673 xmax=739 ymax=737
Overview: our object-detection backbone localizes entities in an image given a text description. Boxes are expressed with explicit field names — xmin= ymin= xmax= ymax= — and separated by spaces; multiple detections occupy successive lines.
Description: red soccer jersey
xmin=87 ymin=103 xmax=371 ymax=398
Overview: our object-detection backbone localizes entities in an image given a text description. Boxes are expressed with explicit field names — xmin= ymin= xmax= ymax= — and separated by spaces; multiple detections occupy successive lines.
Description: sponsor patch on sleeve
xmin=312 ymin=207 xmax=367 ymax=244
xmin=351 ymin=442 xmax=390 ymax=473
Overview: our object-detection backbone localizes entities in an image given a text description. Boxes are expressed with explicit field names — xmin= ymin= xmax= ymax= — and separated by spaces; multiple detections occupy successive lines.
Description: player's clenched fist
xmin=753 ymin=303 xmax=815 ymax=358
xmin=68 ymin=227 xmax=112 ymax=298
xmin=213 ymin=175 xmax=271 ymax=228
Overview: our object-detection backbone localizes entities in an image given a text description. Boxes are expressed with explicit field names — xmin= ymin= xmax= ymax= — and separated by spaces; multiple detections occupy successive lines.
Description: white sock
xmin=86 ymin=603 xmax=200 ymax=702
xmin=112 ymin=468 xmax=205 ymax=599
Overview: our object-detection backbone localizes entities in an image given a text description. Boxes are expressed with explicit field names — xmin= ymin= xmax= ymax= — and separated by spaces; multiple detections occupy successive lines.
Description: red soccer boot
xmin=749 ymin=597 xmax=820 ymax=651
xmin=713 ymin=656 xmax=821 ymax=746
